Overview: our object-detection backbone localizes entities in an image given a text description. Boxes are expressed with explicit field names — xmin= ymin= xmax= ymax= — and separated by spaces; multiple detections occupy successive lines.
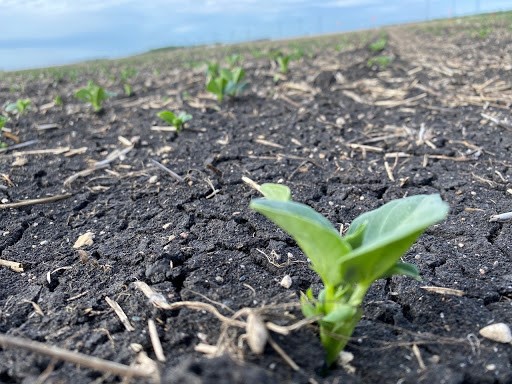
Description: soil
xmin=1 ymin=14 xmax=512 ymax=384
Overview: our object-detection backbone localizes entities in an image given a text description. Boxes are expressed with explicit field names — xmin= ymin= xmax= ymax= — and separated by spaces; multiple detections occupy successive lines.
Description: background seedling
xmin=75 ymin=81 xmax=114 ymax=112
xmin=157 ymin=110 xmax=192 ymax=132
xmin=226 ymin=53 xmax=243 ymax=67
xmin=120 ymin=67 xmax=137 ymax=96
xmin=367 ymin=55 xmax=393 ymax=69
xmin=206 ymin=67 xmax=247 ymax=102
xmin=54 ymin=95 xmax=63 ymax=106
xmin=4 ymin=98 xmax=31 ymax=116
xmin=368 ymin=35 xmax=388 ymax=52
xmin=250 ymin=183 xmax=448 ymax=367
xmin=0 ymin=115 xmax=8 ymax=148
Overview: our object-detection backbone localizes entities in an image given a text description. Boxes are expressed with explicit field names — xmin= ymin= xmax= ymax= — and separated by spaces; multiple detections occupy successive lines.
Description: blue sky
xmin=1 ymin=0 xmax=511 ymax=71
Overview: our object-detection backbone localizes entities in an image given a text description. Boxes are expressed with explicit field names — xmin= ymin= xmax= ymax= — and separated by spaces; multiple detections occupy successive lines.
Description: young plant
xmin=157 ymin=110 xmax=192 ymax=132
xmin=4 ymin=98 xmax=31 ymax=116
xmin=250 ymin=184 xmax=448 ymax=367
xmin=120 ymin=67 xmax=137 ymax=96
xmin=226 ymin=53 xmax=243 ymax=67
xmin=0 ymin=115 xmax=8 ymax=148
xmin=205 ymin=62 xmax=220 ymax=83
xmin=368 ymin=36 xmax=388 ymax=53
xmin=276 ymin=54 xmax=291 ymax=74
xmin=206 ymin=67 xmax=247 ymax=102
xmin=0 ymin=115 xmax=8 ymax=129
xmin=75 ymin=81 xmax=114 ymax=112
xmin=367 ymin=55 xmax=393 ymax=69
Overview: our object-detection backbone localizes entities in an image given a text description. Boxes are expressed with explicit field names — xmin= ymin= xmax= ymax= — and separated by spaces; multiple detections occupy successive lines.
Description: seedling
xmin=367 ymin=55 xmax=393 ymax=69
xmin=54 ymin=95 xmax=63 ymax=106
xmin=75 ymin=81 xmax=114 ymax=112
xmin=226 ymin=53 xmax=243 ymax=67
xmin=0 ymin=115 xmax=8 ymax=148
xmin=120 ymin=67 xmax=137 ymax=96
xmin=250 ymin=183 xmax=448 ymax=366
xmin=4 ymin=98 xmax=31 ymax=116
xmin=206 ymin=62 xmax=220 ymax=83
xmin=368 ymin=36 xmax=388 ymax=53
xmin=206 ymin=67 xmax=247 ymax=102
xmin=0 ymin=115 xmax=7 ymax=129
xmin=157 ymin=110 xmax=192 ymax=132
xmin=276 ymin=54 xmax=291 ymax=74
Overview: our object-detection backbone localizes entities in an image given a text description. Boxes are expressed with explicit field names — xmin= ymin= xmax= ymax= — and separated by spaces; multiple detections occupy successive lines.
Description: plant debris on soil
xmin=1 ymin=12 xmax=512 ymax=384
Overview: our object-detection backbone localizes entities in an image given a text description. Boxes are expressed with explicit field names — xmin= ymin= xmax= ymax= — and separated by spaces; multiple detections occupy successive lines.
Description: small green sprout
xmin=226 ymin=53 xmax=243 ymax=67
xmin=4 ymin=98 xmax=31 ymax=116
xmin=368 ymin=36 xmax=388 ymax=52
xmin=75 ymin=81 xmax=114 ymax=112
xmin=206 ymin=67 xmax=247 ymax=102
xmin=276 ymin=54 xmax=291 ymax=74
xmin=367 ymin=55 xmax=393 ymax=69
xmin=54 ymin=95 xmax=63 ymax=106
xmin=205 ymin=62 xmax=220 ymax=83
xmin=0 ymin=115 xmax=8 ymax=148
xmin=0 ymin=115 xmax=8 ymax=129
xmin=157 ymin=110 xmax=192 ymax=132
xmin=250 ymin=184 xmax=448 ymax=367
xmin=120 ymin=68 xmax=137 ymax=96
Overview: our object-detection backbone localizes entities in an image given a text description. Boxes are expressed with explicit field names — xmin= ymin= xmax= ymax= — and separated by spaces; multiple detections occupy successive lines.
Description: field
xmin=1 ymin=12 xmax=512 ymax=384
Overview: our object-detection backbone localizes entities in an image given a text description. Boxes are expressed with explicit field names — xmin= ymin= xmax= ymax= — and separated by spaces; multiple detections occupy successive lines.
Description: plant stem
xmin=348 ymin=283 xmax=370 ymax=307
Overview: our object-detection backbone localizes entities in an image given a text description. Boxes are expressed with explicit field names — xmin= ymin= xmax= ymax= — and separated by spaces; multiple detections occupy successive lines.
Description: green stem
xmin=348 ymin=282 xmax=371 ymax=307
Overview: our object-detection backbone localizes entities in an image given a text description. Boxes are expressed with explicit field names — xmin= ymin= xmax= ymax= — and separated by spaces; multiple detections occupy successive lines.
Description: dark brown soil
xmin=1 ymin=15 xmax=512 ymax=384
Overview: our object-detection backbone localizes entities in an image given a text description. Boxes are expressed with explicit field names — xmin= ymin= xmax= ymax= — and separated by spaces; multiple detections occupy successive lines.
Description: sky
xmin=1 ymin=0 xmax=511 ymax=71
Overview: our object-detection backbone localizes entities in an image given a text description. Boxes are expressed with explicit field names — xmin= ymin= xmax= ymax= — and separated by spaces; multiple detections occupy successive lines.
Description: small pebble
xmin=280 ymin=275 xmax=292 ymax=289
xmin=479 ymin=323 xmax=512 ymax=343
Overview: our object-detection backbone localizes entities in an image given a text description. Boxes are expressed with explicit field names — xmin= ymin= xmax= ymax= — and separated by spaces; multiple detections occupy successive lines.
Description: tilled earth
xmin=1 ymin=15 xmax=512 ymax=384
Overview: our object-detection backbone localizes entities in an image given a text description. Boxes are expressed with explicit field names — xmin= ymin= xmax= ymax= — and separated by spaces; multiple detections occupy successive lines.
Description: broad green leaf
xmin=178 ymin=112 xmax=192 ymax=123
xmin=381 ymin=262 xmax=420 ymax=280
xmin=158 ymin=110 xmax=177 ymax=125
xmin=206 ymin=77 xmax=226 ymax=101
xmin=74 ymin=89 xmax=91 ymax=102
xmin=232 ymin=68 xmax=245 ymax=83
xmin=250 ymin=199 xmax=351 ymax=286
xmin=259 ymin=183 xmax=291 ymax=201
xmin=220 ymin=68 xmax=234 ymax=81
xmin=341 ymin=194 xmax=448 ymax=284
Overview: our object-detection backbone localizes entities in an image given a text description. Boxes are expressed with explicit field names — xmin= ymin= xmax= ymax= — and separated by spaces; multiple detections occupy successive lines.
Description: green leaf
xmin=178 ymin=112 xmax=192 ymax=123
xmin=206 ymin=77 xmax=227 ymax=101
xmin=75 ymin=89 xmax=92 ymax=102
xmin=158 ymin=110 xmax=177 ymax=125
xmin=250 ymin=199 xmax=351 ymax=286
xmin=0 ymin=115 xmax=8 ymax=129
xmin=381 ymin=262 xmax=421 ymax=281
xmin=341 ymin=194 xmax=448 ymax=284
xmin=259 ymin=183 xmax=291 ymax=201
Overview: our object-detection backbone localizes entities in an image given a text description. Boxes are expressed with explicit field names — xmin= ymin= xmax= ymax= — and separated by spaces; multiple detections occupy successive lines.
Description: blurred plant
xmin=120 ymin=67 xmax=137 ymax=96
xmin=226 ymin=53 xmax=243 ymax=67
xmin=4 ymin=98 xmax=31 ymax=116
xmin=157 ymin=110 xmax=192 ymax=132
xmin=206 ymin=67 xmax=247 ymax=102
xmin=54 ymin=95 xmax=63 ymax=106
xmin=367 ymin=55 xmax=393 ymax=69
xmin=368 ymin=36 xmax=388 ymax=52
xmin=75 ymin=81 xmax=115 ymax=112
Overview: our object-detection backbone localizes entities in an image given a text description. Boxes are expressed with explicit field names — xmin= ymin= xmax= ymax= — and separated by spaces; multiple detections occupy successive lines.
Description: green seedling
xmin=4 ymin=98 xmax=31 ymax=116
xmin=206 ymin=67 xmax=247 ymax=102
xmin=0 ymin=115 xmax=8 ymax=148
xmin=226 ymin=53 xmax=243 ymax=67
xmin=250 ymin=184 xmax=448 ymax=366
xmin=120 ymin=68 xmax=137 ymax=96
xmin=367 ymin=55 xmax=393 ymax=69
xmin=0 ymin=115 xmax=8 ymax=129
xmin=157 ymin=110 xmax=192 ymax=132
xmin=206 ymin=62 xmax=220 ymax=83
xmin=75 ymin=81 xmax=114 ymax=112
xmin=368 ymin=36 xmax=388 ymax=52
xmin=276 ymin=54 xmax=291 ymax=74
xmin=54 ymin=95 xmax=63 ymax=106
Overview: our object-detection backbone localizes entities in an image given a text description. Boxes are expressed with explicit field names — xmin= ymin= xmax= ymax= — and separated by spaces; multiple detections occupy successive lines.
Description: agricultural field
xmin=1 ymin=12 xmax=512 ymax=384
